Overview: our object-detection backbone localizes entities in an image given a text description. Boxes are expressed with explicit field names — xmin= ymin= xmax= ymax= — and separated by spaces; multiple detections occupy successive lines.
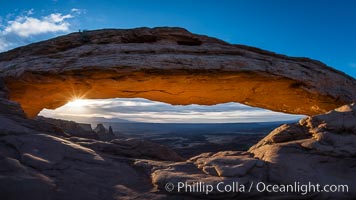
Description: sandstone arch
xmin=0 ymin=27 xmax=355 ymax=118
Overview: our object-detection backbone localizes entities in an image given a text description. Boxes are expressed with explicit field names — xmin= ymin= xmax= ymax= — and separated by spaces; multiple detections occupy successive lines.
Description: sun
xmin=66 ymin=98 xmax=88 ymax=107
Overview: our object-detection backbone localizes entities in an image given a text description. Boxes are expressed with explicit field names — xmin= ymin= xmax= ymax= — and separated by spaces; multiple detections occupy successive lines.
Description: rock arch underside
xmin=0 ymin=27 xmax=355 ymax=200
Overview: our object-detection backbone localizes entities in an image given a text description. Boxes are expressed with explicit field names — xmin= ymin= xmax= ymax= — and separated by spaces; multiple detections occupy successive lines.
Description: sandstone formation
xmin=0 ymin=133 xmax=163 ymax=200
xmin=36 ymin=116 xmax=118 ymax=141
xmin=0 ymin=27 xmax=355 ymax=118
xmin=36 ymin=116 xmax=98 ymax=138
xmin=94 ymin=123 xmax=116 ymax=141
xmin=148 ymin=104 xmax=356 ymax=200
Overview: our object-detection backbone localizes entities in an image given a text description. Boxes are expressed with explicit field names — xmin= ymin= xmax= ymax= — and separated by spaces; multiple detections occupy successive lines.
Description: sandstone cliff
xmin=36 ymin=116 xmax=118 ymax=141
xmin=93 ymin=123 xmax=116 ymax=141
xmin=36 ymin=116 xmax=98 ymax=138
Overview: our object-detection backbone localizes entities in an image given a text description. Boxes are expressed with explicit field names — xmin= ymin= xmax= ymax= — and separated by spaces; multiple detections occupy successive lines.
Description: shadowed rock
xmin=94 ymin=123 xmax=117 ymax=141
xmin=148 ymin=104 xmax=356 ymax=199
xmin=36 ymin=116 xmax=98 ymax=138
xmin=70 ymin=137 xmax=184 ymax=161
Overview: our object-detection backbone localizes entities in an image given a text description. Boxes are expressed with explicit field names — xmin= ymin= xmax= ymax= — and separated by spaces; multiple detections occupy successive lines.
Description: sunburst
xmin=66 ymin=98 xmax=89 ymax=107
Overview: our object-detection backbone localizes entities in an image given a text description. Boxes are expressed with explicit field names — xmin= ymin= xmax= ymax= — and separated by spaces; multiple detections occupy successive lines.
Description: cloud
xmin=71 ymin=8 xmax=84 ymax=14
xmin=0 ymin=9 xmax=82 ymax=52
xmin=0 ymin=37 xmax=11 ymax=51
xmin=26 ymin=9 xmax=34 ymax=15
xmin=39 ymin=98 xmax=304 ymax=123
xmin=3 ymin=13 xmax=73 ymax=37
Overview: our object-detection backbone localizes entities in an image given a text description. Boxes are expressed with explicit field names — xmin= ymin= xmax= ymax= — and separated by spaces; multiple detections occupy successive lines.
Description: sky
xmin=39 ymin=98 xmax=304 ymax=123
xmin=1 ymin=0 xmax=354 ymax=123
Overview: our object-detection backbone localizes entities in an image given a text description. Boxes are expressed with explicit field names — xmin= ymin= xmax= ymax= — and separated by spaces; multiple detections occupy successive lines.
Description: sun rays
xmin=66 ymin=98 xmax=90 ymax=108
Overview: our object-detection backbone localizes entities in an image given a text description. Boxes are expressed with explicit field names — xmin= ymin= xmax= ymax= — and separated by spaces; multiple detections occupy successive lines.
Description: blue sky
xmin=1 ymin=0 xmax=354 ymax=122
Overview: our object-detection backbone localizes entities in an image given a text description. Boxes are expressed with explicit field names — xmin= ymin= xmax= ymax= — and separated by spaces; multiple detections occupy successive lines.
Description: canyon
xmin=0 ymin=27 xmax=355 ymax=200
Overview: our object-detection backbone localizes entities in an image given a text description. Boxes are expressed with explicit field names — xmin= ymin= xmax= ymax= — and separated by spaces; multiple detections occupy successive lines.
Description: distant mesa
xmin=61 ymin=116 xmax=135 ymax=124
xmin=36 ymin=116 xmax=117 ymax=141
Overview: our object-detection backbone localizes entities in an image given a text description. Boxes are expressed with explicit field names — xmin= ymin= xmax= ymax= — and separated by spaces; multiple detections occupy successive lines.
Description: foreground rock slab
xmin=147 ymin=104 xmax=356 ymax=199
